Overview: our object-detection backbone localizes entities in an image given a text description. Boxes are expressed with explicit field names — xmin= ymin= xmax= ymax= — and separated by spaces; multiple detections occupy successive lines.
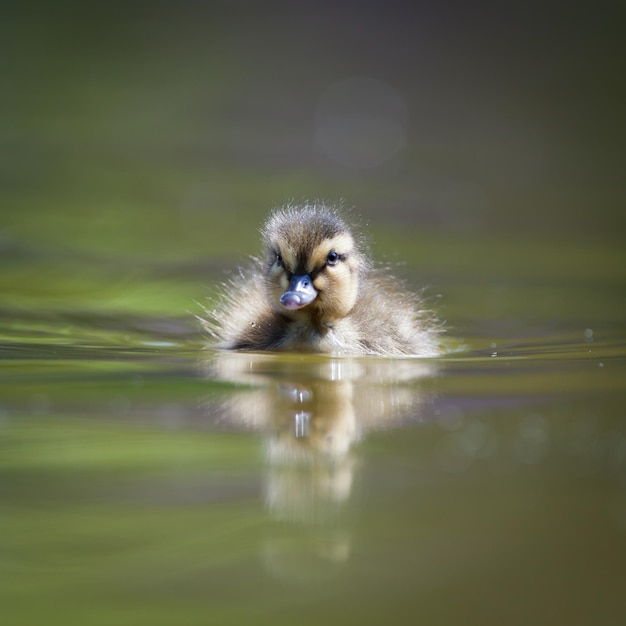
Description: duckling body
xmin=203 ymin=203 xmax=440 ymax=356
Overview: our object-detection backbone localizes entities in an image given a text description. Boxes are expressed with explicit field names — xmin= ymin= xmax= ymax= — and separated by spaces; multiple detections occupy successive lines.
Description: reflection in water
xmin=202 ymin=351 xmax=437 ymax=578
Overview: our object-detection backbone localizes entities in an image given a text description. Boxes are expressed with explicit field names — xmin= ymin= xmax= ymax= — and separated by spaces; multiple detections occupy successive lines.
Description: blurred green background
xmin=2 ymin=1 xmax=624 ymax=323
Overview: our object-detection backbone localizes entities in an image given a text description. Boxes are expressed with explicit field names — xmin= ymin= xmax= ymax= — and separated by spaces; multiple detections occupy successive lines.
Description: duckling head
xmin=262 ymin=204 xmax=367 ymax=324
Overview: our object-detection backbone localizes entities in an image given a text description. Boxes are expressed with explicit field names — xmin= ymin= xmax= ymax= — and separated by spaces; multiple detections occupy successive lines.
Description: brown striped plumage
xmin=202 ymin=203 xmax=441 ymax=356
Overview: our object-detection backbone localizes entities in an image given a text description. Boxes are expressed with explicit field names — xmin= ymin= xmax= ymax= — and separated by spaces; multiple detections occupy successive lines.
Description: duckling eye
xmin=326 ymin=251 xmax=339 ymax=266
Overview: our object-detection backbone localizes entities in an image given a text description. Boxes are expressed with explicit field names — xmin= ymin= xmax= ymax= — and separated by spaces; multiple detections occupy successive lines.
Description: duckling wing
xmin=202 ymin=263 xmax=286 ymax=351
xmin=354 ymin=271 xmax=440 ymax=357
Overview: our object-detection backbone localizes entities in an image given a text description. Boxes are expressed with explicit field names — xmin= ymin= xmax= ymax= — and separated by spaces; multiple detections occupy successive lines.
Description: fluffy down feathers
xmin=202 ymin=203 xmax=441 ymax=356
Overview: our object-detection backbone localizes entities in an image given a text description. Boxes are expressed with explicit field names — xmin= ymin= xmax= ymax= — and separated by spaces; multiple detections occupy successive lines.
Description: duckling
xmin=202 ymin=203 xmax=441 ymax=356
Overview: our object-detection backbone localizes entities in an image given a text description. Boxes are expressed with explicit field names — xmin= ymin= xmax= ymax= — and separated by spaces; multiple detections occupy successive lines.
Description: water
xmin=2 ymin=4 xmax=625 ymax=625
xmin=2 ymin=263 xmax=625 ymax=625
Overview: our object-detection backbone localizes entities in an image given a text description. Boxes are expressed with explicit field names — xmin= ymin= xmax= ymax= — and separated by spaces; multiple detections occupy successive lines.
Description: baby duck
xmin=203 ymin=203 xmax=441 ymax=356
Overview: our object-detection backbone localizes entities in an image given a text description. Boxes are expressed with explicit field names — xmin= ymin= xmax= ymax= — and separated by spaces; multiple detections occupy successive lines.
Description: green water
xmin=2 ymin=4 xmax=626 ymax=626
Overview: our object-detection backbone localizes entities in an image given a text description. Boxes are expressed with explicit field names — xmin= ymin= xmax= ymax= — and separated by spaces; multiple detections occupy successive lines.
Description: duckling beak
xmin=280 ymin=274 xmax=318 ymax=310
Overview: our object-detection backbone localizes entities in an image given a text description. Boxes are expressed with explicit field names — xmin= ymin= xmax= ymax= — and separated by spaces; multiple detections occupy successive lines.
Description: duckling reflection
xmin=202 ymin=351 xmax=437 ymax=580
xmin=204 ymin=351 xmax=437 ymax=526
xmin=202 ymin=202 xmax=441 ymax=356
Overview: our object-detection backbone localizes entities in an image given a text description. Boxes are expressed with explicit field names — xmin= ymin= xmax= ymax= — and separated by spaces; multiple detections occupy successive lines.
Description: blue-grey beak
xmin=280 ymin=274 xmax=318 ymax=310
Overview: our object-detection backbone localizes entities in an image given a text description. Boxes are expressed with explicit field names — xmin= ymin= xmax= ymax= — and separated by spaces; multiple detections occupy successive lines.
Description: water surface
xmin=2 ymin=255 xmax=625 ymax=625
